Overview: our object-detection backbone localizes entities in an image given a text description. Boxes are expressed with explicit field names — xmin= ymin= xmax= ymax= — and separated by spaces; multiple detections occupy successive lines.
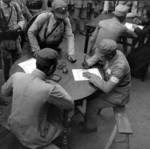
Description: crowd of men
xmin=0 ymin=0 xmax=149 ymax=149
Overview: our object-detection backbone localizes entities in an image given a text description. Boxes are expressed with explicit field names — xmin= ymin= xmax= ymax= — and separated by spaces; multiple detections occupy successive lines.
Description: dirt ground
xmin=0 ymin=35 xmax=150 ymax=149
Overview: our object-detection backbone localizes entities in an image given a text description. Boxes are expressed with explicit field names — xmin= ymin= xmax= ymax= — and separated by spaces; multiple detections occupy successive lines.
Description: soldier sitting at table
xmin=1 ymin=48 xmax=74 ymax=149
xmin=27 ymin=0 xmax=76 ymax=63
xmin=81 ymin=39 xmax=131 ymax=133
xmin=88 ymin=4 xmax=136 ymax=55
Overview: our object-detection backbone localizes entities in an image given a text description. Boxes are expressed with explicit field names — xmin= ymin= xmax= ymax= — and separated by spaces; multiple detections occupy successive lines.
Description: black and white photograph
xmin=0 ymin=0 xmax=150 ymax=149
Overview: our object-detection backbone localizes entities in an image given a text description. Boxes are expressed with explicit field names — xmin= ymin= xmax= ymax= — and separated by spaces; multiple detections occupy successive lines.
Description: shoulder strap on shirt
xmin=44 ymin=18 xmax=66 ymax=40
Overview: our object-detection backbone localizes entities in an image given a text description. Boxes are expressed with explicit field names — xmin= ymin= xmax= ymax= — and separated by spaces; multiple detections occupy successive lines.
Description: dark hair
xmin=36 ymin=59 xmax=57 ymax=75
xmin=104 ymin=50 xmax=116 ymax=60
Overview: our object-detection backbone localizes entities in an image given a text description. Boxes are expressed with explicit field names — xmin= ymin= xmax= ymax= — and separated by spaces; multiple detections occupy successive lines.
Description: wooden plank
xmin=104 ymin=125 xmax=118 ymax=149
xmin=114 ymin=108 xmax=133 ymax=134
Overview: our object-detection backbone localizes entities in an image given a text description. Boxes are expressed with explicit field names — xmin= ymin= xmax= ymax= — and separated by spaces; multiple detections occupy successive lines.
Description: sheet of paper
xmin=72 ymin=68 xmax=102 ymax=81
xmin=18 ymin=58 xmax=36 ymax=73
xmin=125 ymin=22 xmax=144 ymax=32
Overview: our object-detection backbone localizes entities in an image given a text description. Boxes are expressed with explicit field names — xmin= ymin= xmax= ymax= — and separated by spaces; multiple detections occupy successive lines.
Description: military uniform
xmin=88 ymin=16 xmax=132 ymax=55
xmin=86 ymin=50 xmax=131 ymax=129
xmin=1 ymin=69 xmax=73 ymax=149
xmin=28 ymin=11 xmax=75 ymax=56
xmin=0 ymin=0 xmax=25 ymax=81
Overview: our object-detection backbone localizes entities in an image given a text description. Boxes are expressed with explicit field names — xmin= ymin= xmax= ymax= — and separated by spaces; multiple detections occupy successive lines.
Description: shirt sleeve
xmin=28 ymin=13 xmax=51 ymax=52
xmin=48 ymin=83 xmax=74 ymax=110
xmin=1 ymin=75 xmax=14 ymax=96
xmin=14 ymin=2 xmax=25 ymax=30
xmin=110 ymin=65 xmax=125 ymax=84
xmin=64 ymin=17 xmax=75 ymax=56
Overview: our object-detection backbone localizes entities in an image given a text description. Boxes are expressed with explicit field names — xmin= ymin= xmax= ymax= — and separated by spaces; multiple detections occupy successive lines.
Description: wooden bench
xmin=104 ymin=106 xmax=133 ymax=149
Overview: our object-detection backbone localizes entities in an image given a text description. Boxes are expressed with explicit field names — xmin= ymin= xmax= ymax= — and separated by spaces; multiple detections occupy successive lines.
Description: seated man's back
xmin=6 ymin=71 xmax=63 ymax=148
xmin=1 ymin=48 xmax=73 ymax=149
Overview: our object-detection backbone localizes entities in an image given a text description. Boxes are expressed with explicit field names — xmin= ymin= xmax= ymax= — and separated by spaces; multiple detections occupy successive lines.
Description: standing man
xmin=1 ymin=48 xmax=74 ymax=149
xmin=12 ymin=0 xmax=32 ymax=21
xmin=88 ymin=4 xmax=136 ymax=55
xmin=82 ymin=39 xmax=131 ymax=133
xmin=28 ymin=0 xmax=76 ymax=63
xmin=0 ymin=0 xmax=25 ymax=81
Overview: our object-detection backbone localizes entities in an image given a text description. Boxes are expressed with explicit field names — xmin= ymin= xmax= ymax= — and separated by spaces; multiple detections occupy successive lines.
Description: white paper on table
xmin=125 ymin=22 xmax=144 ymax=32
xmin=18 ymin=58 xmax=36 ymax=73
xmin=72 ymin=68 xmax=102 ymax=81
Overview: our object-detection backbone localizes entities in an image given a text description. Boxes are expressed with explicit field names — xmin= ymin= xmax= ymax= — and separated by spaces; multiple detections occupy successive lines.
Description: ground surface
xmin=0 ymin=35 xmax=150 ymax=149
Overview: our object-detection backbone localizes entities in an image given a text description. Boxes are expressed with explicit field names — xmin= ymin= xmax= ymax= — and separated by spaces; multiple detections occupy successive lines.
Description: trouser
xmin=85 ymin=91 xmax=114 ymax=129
xmin=0 ymin=124 xmax=61 ymax=149
xmin=72 ymin=7 xmax=88 ymax=33
xmin=0 ymin=39 xmax=22 ymax=81
xmin=0 ymin=125 xmax=29 ymax=149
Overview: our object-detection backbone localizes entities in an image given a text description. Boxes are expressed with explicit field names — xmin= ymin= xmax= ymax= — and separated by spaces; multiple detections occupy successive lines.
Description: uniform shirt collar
xmin=31 ymin=69 xmax=46 ymax=80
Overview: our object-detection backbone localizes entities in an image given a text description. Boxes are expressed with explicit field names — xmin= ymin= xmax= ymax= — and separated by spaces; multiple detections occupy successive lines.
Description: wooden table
xmin=10 ymin=51 xmax=97 ymax=101
xmin=10 ymin=51 xmax=98 ymax=149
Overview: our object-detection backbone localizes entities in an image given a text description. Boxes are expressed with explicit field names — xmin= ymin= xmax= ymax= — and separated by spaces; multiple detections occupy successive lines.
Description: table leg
xmin=61 ymin=110 xmax=72 ymax=149
xmin=84 ymin=26 xmax=91 ymax=54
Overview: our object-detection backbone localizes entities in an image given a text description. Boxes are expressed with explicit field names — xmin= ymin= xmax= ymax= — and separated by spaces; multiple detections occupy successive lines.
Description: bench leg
xmin=113 ymin=133 xmax=130 ymax=149
xmin=104 ymin=125 xmax=117 ymax=149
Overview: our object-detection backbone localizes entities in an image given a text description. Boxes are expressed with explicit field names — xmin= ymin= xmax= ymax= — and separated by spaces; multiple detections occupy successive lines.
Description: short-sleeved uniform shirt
xmin=102 ymin=50 xmax=131 ymax=105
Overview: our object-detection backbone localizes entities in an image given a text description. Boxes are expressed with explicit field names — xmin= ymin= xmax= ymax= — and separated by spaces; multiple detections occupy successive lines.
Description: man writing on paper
xmin=81 ymin=39 xmax=131 ymax=133
xmin=1 ymin=48 xmax=74 ymax=149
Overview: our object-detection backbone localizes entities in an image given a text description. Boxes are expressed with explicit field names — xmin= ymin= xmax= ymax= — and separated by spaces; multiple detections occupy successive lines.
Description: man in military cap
xmin=1 ymin=48 xmax=74 ymax=149
xmin=82 ymin=39 xmax=131 ymax=133
xmin=28 ymin=0 xmax=76 ymax=63
xmin=88 ymin=4 xmax=136 ymax=55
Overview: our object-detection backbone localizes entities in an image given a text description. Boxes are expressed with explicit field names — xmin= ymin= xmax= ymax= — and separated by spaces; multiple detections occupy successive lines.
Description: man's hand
xmin=33 ymin=51 xmax=40 ymax=58
xmin=83 ymin=72 xmax=102 ymax=88
xmin=67 ymin=54 xmax=77 ymax=63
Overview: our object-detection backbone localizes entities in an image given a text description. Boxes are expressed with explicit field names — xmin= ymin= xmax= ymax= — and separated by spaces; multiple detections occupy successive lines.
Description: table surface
xmin=10 ymin=51 xmax=98 ymax=101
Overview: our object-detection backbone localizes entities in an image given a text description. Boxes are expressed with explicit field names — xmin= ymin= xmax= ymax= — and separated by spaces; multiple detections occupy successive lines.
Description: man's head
xmin=36 ymin=48 xmax=58 ymax=76
xmin=52 ymin=0 xmax=68 ymax=20
xmin=95 ymin=39 xmax=117 ymax=61
xmin=113 ymin=4 xmax=129 ymax=22
xmin=2 ymin=0 xmax=11 ymax=4
xmin=86 ymin=39 xmax=117 ymax=67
